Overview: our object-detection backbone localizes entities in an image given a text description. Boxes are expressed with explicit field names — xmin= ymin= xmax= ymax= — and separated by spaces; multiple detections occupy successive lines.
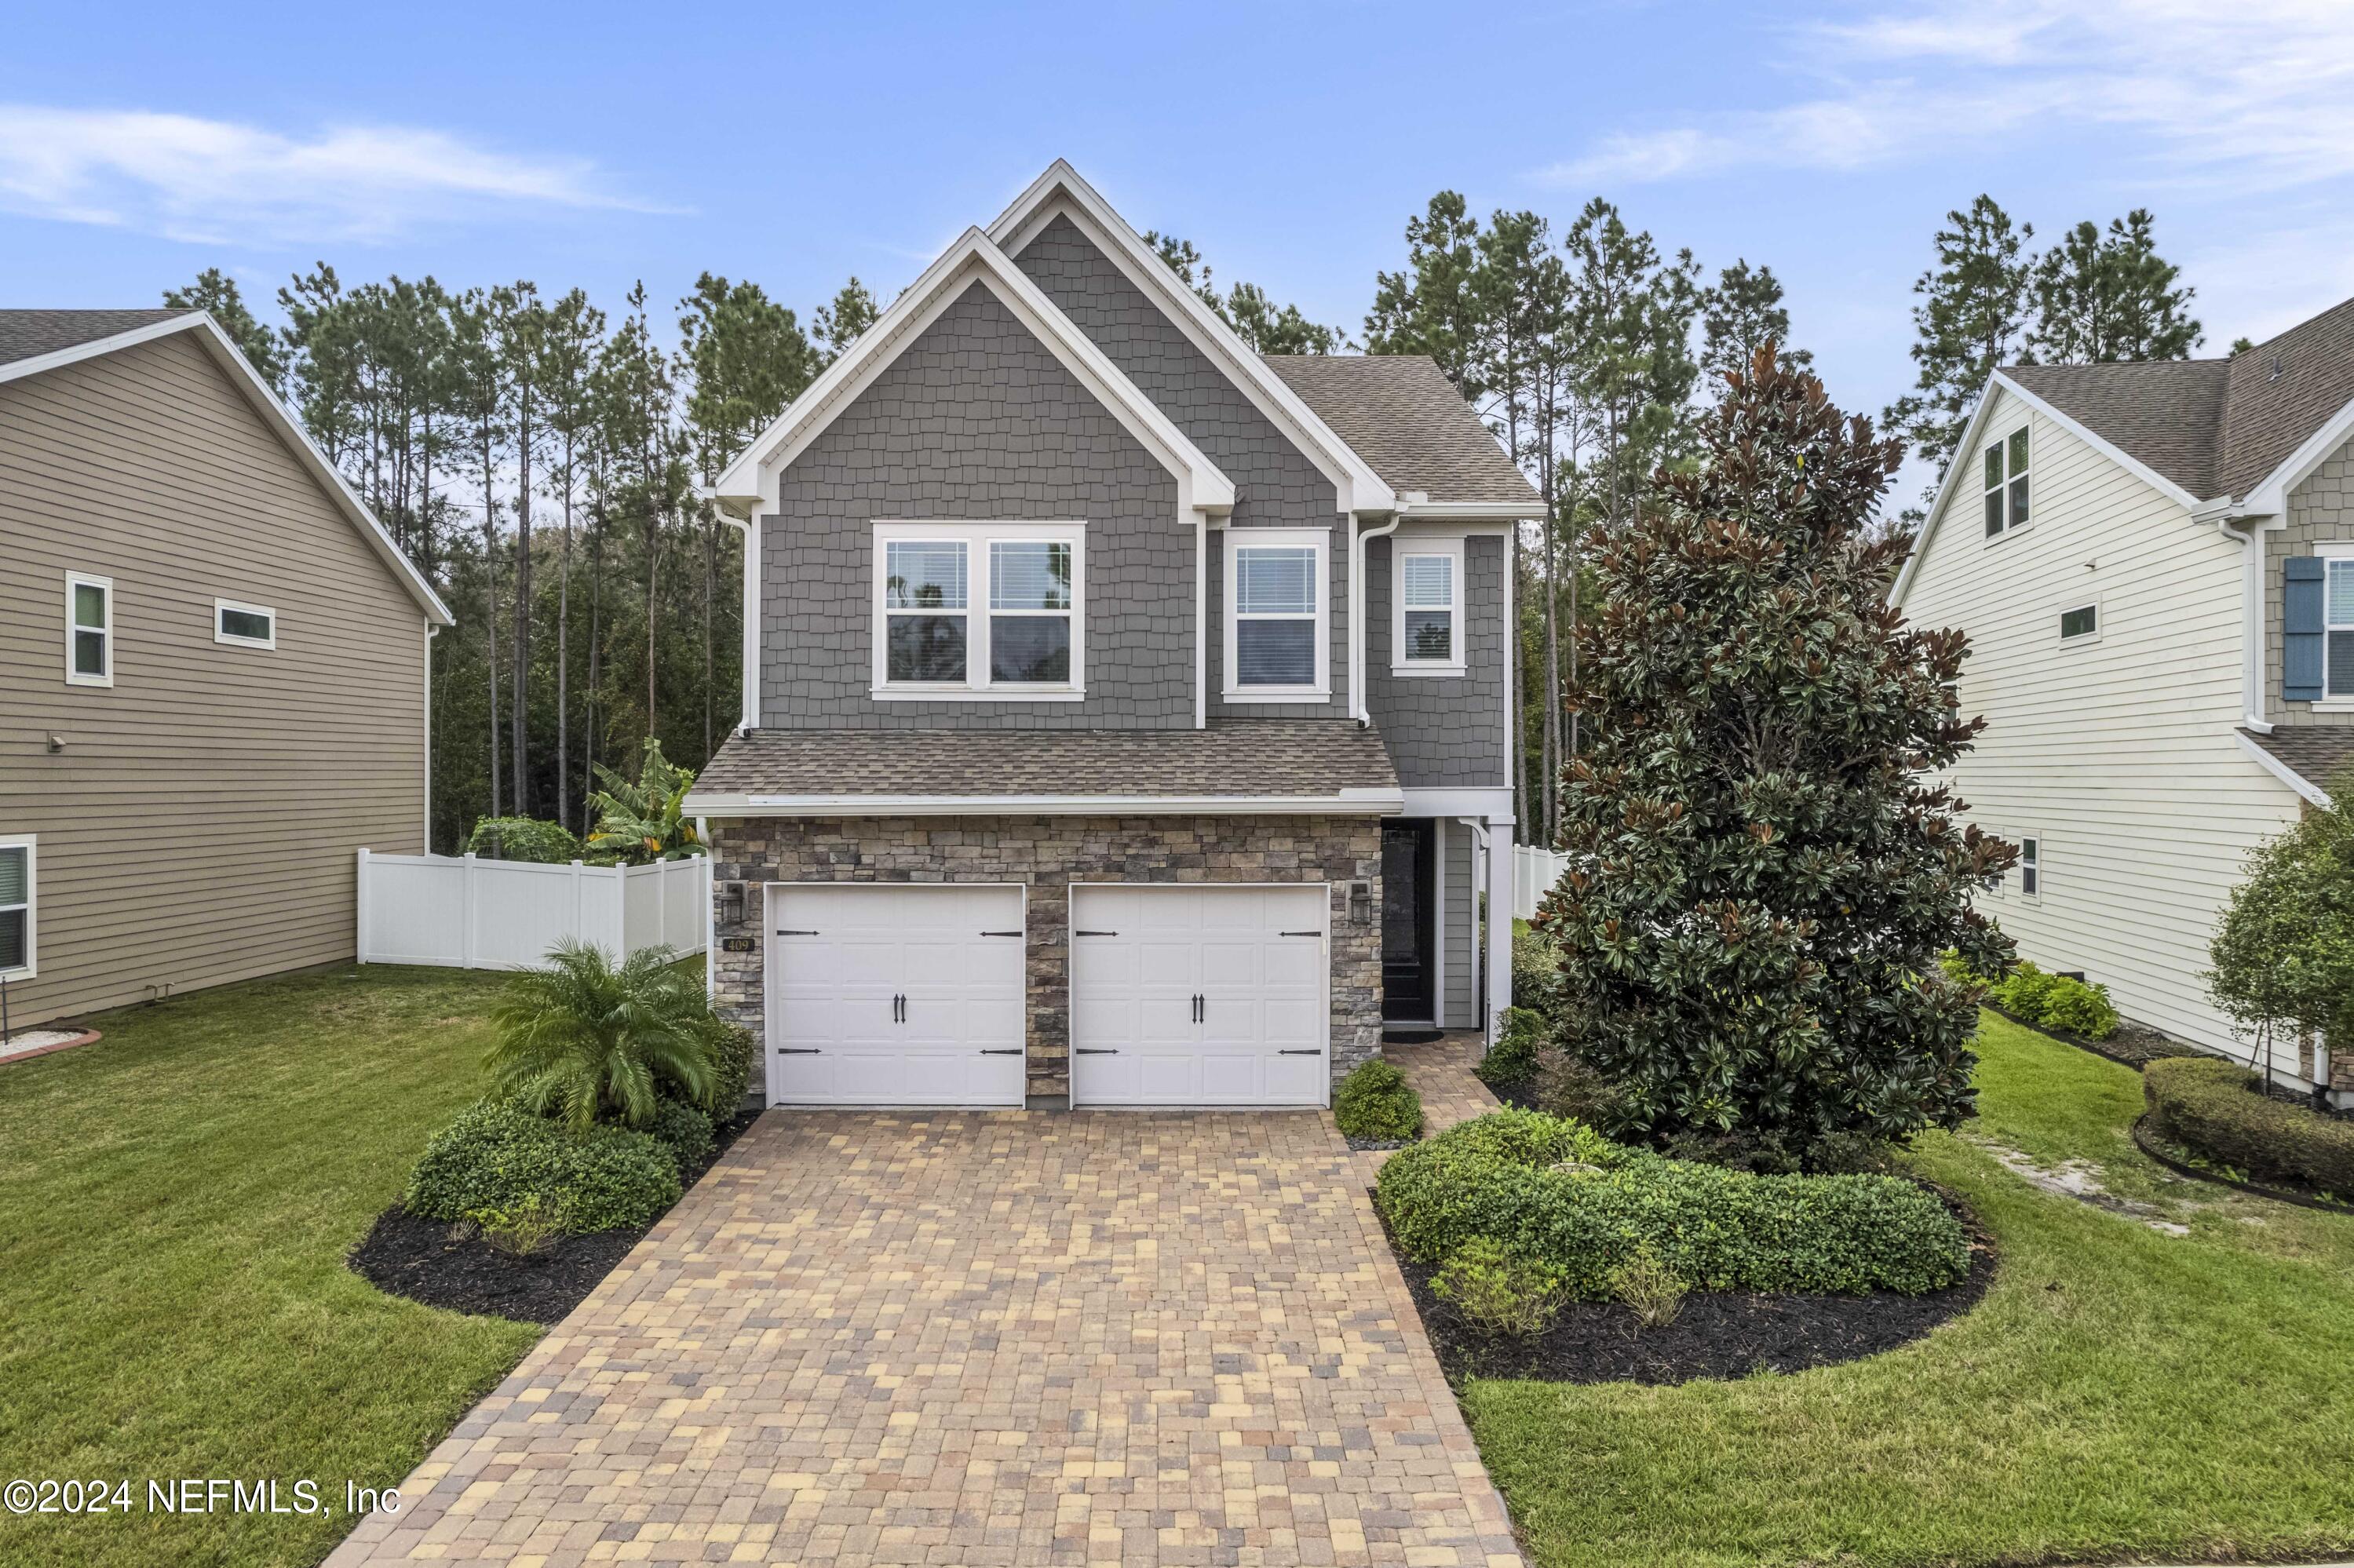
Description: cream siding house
xmin=1894 ymin=295 xmax=2354 ymax=1104
xmin=1 ymin=309 xmax=452 ymax=1031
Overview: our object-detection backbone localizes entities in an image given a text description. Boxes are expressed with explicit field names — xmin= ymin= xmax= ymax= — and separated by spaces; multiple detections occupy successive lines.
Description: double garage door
xmin=765 ymin=882 xmax=1327 ymax=1107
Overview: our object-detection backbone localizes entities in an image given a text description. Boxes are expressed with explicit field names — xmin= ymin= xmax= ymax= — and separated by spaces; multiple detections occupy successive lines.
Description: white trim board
xmin=0 ymin=312 xmax=453 ymax=626
xmin=985 ymin=162 xmax=1395 ymax=516
xmin=2236 ymin=731 xmax=2332 ymax=807
xmin=710 ymin=228 xmax=1233 ymax=519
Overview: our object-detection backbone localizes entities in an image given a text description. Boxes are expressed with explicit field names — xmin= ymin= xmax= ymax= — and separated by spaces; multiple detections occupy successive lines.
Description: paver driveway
xmin=331 ymin=1050 xmax=1520 ymax=1567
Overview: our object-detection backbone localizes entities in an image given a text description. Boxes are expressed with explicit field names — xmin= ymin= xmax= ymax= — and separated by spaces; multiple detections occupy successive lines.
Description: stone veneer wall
xmin=709 ymin=814 xmax=1385 ymax=1101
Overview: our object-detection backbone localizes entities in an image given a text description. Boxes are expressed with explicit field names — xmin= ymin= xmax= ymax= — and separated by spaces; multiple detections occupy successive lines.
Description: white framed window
xmin=1984 ymin=425 xmax=2030 ymax=540
xmin=214 ymin=599 xmax=277 ymax=649
xmin=65 ymin=572 xmax=112 ymax=687
xmin=1224 ymin=527 xmax=1330 ymax=699
xmin=1392 ymin=538 xmax=1465 ymax=675
xmin=0 ymin=835 xmax=32 ymax=979
xmin=2325 ymin=551 xmax=2354 ymax=700
xmin=870 ymin=521 xmax=1084 ymax=699
xmin=2018 ymin=834 xmax=2040 ymax=900
xmin=2058 ymin=602 xmax=2099 ymax=643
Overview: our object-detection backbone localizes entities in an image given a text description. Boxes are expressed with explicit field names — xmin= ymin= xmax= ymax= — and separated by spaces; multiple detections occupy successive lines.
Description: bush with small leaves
xmin=404 ymin=1099 xmax=681 ymax=1234
xmin=464 ymin=816 xmax=582 ymax=864
xmin=2146 ymin=1056 xmax=2354 ymax=1195
xmin=1474 ymin=1007 xmax=1548 ymax=1092
xmin=644 ymin=1098 xmax=714 ymax=1171
xmin=1609 ymin=1246 xmax=1688 ymax=1329
xmin=463 ymin=1194 xmax=568 ymax=1256
xmin=1432 ymin=1238 xmax=1566 ymax=1337
xmin=1536 ymin=1052 xmax=1627 ymax=1129
xmin=1334 ymin=1059 xmax=1423 ymax=1142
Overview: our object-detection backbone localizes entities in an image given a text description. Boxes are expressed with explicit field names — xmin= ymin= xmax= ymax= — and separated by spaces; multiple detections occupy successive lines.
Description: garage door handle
xmin=1075 ymin=929 xmax=1118 ymax=936
xmin=1075 ymin=1048 xmax=1118 ymax=1055
xmin=776 ymin=928 xmax=819 ymax=935
xmin=980 ymin=929 xmax=1024 ymax=937
xmin=1278 ymin=1049 xmax=1323 ymax=1056
xmin=1192 ymin=994 xmax=1203 ymax=1023
xmin=1280 ymin=930 xmax=1324 ymax=937
xmin=979 ymin=1048 xmax=1023 ymax=1055
xmin=893 ymin=994 xmax=905 ymax=1023
xmin=777 ymin=1048 xmax=821 ymax=1055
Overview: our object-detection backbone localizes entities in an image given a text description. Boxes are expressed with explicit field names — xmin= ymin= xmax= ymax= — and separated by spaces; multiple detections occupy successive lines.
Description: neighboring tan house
xmin=684 ymin=162 xmax=1538 ymax=1109
xmin=1 ymin=309 xmax=453 ymax=1031
xmin=1894 ymin=294 xmax=2354 ymax=1106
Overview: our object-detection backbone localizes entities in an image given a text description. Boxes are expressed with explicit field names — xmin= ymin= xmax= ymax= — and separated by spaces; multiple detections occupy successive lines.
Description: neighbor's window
xmin=2060 ymin=603 xmax=2098 ymax=640
xmin=874 ymin=523 xmax=1084 ymax=695
xmin=2327 ymin=559 xmax=2354 ymax=699
xmin=2019 ymin=836 xmax=2040 ymax=898
xmin=1227 ymin=529 xmax=1327 ymax=696
xmin=1394 ymin=540 xmax=1464 ymax=673
xmin=1984 ymin=426 xmax=2030 ymax=538
xmin=0 ymin=838 xmax=31 ymax=979
xmin=214 ymin=599 xmax=276 ymax=649
xmin=65 ymin=572 xmax=111 ymax=686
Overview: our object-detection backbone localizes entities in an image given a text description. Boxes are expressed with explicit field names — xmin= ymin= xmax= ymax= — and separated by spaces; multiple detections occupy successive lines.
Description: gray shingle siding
xmin=2263 ymin=430 xmax=2354 ymax=726
xmin=1364 ymin=534 xmax=1511 ymax=787
xmin=759 ymin=282 xmax=1191 ymax=729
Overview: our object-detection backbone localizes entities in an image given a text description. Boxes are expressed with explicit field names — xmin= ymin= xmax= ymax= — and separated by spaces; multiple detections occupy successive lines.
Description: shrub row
xmin=1943 ymin=953 xmax=2120 ymax=1040
xmin=2144 ymin=1056 xmax=2354 ymax=1197
xmin=404 ymin=1099 xmax=682 ymax=1234
xmin=1375 ymin=1108 xmax=1969 ymax=1299
xmin=1335 ymin=1060 xmax=1422 ymax=1141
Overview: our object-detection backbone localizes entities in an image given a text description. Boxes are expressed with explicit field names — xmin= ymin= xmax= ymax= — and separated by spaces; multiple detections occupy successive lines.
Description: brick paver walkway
xmin=330 ymin=1072 xmax=1520 ymax=1566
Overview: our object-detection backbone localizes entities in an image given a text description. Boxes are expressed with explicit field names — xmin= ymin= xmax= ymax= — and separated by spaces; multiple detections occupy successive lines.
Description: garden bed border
xmin=2129 ymin=1114 xmax=2354 ymax=1216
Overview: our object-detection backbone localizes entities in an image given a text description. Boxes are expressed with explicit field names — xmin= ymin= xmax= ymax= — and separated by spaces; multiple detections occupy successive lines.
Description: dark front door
xmin=1381 ymin=819 xmax=1434 ymax=1022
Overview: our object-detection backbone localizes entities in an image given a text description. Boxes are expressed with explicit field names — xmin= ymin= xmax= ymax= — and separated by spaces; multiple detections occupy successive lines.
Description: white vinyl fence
xmin=357 ymin=849 xmax=708 ymax=971
xmin=1513 ymin=844 xmax=1569 ymax=921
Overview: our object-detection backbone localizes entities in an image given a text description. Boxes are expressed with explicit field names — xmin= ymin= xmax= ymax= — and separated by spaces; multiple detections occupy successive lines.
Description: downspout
xmin=1195 ymin=514 xmax=1207 ymax=728
xmin=1352 ymin=513 xmax=1402 ymax=724
xmin=721 ymin=515 xmax=756 ymax=733
xmin=424 ymin=621 xmax=440 ymax=851
xmin=2203 ymin=504 xmax=2267 ymax=732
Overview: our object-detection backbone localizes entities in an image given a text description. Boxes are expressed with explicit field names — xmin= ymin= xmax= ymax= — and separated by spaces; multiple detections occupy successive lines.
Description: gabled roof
xmin=2002 ymin=358 xmax=2231 ymax=500
xmin=682 ymin=720 xmax=1403 ymax=816
xmin=0 ymin=309 xmax=453 ymax=625
xmin=2216 ymin=294 xmax=2354 ymax=500
xmin=711 ymin=226 xmax=1234 ymax=516
xmin=986 ymin=161 xmax=1397 ymax=516
xmin=1262 ymin=354 xmax=1538 ymax=510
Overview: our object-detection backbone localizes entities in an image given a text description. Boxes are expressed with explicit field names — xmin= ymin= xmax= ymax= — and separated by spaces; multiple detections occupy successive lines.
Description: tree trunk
xmin=586 ymin=501 xmax=604 ymax=837
xmin=557 ymin=448 xmax=571 ymax=833
xmin=1542 ymin=494 xmax=1561 ymax=847
xmin=482 ymin=438 xmax=501 ymax=821
xmin=511 ymin=381 xmax=533 ymax=816
xmin=644 ymin=504 xmax=660 ymax=742
xmin=703 ymin=513 xmax=716 ymax=763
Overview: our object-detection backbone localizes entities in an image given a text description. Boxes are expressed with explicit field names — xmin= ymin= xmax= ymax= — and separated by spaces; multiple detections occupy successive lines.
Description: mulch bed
xmin=349 ymin=1110 xmax=757 ymax=1326
xmin=1345 ymin=1136 xmax=1415 ymax=1153
xmin=1380 ymin=1192 xmax=1997 ymax=1387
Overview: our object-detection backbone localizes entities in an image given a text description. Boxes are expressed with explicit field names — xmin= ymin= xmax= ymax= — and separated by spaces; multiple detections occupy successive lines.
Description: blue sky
xmin=6 ymin=0 xmax=2352 ymax=499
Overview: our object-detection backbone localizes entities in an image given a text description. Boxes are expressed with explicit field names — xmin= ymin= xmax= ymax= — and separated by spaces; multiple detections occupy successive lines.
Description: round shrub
xmin=1335 ymin=1059 xmax=1423 ymax=1141
xmin=403 ymin=1099 xmax=681 ymax=1234
xmin=2038 ymin=977 xmax=2120 ymax=1040
xmin=644 ymin=1098 xmax=714 ymax=1171
xmin=1376 ymin=1110 xmax=1968 ymax=1299
xmin=464 ymin=815 xmax=582 ymax=864
xmin=1432 ymin=1238 xmax=1565 ymax=1337
xmin=2145 ymin=1056 xmax=2354 ymax=1195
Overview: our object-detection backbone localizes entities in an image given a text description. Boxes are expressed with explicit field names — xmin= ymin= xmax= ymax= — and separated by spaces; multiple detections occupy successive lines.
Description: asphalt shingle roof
xmin=1999 ymin=293 xmax=2354 ymax=505
xmin=688 ymin=720 xmax=1400 ymax=801
xmin=0 ymin=309 xmax=198 ymax=370
xmin=2241 ymin=727 xmax=2354 ymax=799
xmin=1261 ymin=353 xmax=1539 ymax=509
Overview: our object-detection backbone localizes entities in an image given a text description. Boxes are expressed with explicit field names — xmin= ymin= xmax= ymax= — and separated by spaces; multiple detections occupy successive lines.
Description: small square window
xmin=215 ymin=600 xmax=276 ymax=649
xmin=2060 ymin=604 xmax=2097 ymax=640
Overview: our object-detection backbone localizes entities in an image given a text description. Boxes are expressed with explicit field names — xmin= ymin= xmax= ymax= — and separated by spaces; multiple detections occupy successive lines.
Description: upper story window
xmin=2327 ymin=558 xmax=2354 ymax=699
xmin=1984 ymin=426 xmax=2030 ymax=539
xmin=1392 ymin=539 xmax=1466 ymax=675
xmin=0 ymin=837 xmax=31 ymax=979
xmin=215 ymin=599 xmax=277 ymax=650
xmin=65 ymin=572 xmax=112 ymax=687
xmin=2059 ymin=603 xmax=2098 ymax=641
xmin=1225 ymin=528 xmax=1329 ymax=699
xmin=872 ymin=522 xmax=1083 ymax=700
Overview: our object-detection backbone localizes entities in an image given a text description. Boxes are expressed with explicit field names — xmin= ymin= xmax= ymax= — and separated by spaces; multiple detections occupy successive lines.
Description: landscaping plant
xmin=1432 ymin=1238 xmax=1567 ymax=1337
xmin=463 ymin=815 xmax=583 ymax=864
xmin=1474 ymin=1006 xmax=1549 ymax=1092
xmin=486 ymin=939 xmax=734 ymax=1130
xmin=2144 ymin=1056 xmax=2354 ymax=1197
xmin=586 ymin=736 xmax=703 ymax=865
xmin=1542 ymin=345 xmax=2014 ymax=1146
xmin=404 ymin=1098 xmax=681 ymax=1233
xmin=2207 ymin=768 xmax=2354 ymax=1083
xmin=646 ymin=1096 xmax=716 ymax=1169
xmin=1334 ymin=1059 xmax=1424 ymax=1141
xmin=462 ymin=1194 xmax=569 ymax=1256
xmin=1608 ymin=1246 xmax=1688 ymax=1329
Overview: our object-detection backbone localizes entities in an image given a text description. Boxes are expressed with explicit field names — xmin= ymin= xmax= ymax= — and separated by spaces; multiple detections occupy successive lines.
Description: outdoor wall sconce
xmin=1346 ymin=880 xmax=1374 ymax=925
xmin=717 ymin=881 xmax=746 ymax=927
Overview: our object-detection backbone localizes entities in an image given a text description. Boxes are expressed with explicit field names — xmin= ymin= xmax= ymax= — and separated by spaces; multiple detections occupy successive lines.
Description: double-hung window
xmin=1392 ymin=538 xmax=1465 ymax=674
xmin=2326 ymin=556 xmax=2354 ymax=700
xmin=2018 ymin=835 xmax=2040 ymax=899
xmin=1984 ymin=426 xmax=2030 ymax=538
xmin=0 ymin=837 xmax=31 ymax=979
xmin=1225 ymin=528 xmax=1328 ymax=698
xmin=65 ymin=572 xmax=112 ymax=686
xmin=873 ymin=522 xmax=1083 ymax=698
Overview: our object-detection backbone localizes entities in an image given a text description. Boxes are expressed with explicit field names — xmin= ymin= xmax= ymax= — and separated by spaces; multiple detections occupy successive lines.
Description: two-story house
xmin=2 ymin=308 xmax=452 ymax=1036
xmin=1894 ymin=293 xmax=2354 ymax=1106
xmin=684 ymin=162 xmax=1538 ymax=1109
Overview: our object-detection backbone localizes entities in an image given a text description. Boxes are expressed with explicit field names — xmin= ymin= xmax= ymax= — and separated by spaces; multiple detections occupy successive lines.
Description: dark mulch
xmin=1346 ymin=1136 xmax=1415 ymax=1153
xmin=349 ymin=1110 xmax=757 ymax=1326
xmin=1379 ymin=1193 xmax=1997 ymax=1387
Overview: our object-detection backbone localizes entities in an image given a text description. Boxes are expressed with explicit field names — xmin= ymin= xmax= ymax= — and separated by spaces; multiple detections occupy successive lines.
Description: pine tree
xmin=1883 ymin=196 xmax=2035 ymax=486
xmin=1546 ymin=345 xmax=2016 ymax=1148
xmin=2023 ymin=210 xmax=2201 ymax=364
xmin=1363 ymin=193 xmax=1488 ymax=398
xmin=163 ymin=268 xmax=290 ymax=392
xmin=1699 ymin=259 xmax=1812 ymax=389
xmin=1141 ymin=231 xmax=1347 ymax=352
xmin=814 ymin=279 xmax=878 ymax=367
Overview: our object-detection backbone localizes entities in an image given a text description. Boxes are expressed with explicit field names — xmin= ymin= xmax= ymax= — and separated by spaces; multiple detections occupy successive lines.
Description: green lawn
xmin=0 ymin=966 xmax=542 ymax=1568
xmin=1466 ymin=1012 xmax=2354 ymax=1568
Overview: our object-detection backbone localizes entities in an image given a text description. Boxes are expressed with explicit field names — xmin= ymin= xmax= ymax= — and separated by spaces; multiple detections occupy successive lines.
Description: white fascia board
xmin=1396 ymin=502 xmax=1531 ymax=524
xmin=2238 ymin=393 xmax=2354 ymax=517
xmin=2236 ymin=731 xmax=2330 ymax=807
xmin=683 ymin=788 xmax=1407 ymax=818
xmin=986 ymin=162 xmax=1397 ymax=516
xmin=713 ymin=228 xmax=1232 ymax=515
xmin=1 ymin=312 xmax=454 ymax=626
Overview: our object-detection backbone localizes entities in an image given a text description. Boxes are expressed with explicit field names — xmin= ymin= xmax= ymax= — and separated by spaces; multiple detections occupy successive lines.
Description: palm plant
xmin=487 ymin=940 xmax=728 ymax=1129
xmin=586 ymin=737 xmax=701 ymax=865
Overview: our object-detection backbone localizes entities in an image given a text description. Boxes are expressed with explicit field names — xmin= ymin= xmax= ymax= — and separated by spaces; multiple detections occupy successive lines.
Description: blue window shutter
xmin=2284 ymin=556 xmax=2325 ymax=702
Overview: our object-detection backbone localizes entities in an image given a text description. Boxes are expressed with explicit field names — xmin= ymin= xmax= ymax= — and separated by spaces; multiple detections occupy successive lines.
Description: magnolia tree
xmin=1541 ymin=345 xmax=2015 ymax=1146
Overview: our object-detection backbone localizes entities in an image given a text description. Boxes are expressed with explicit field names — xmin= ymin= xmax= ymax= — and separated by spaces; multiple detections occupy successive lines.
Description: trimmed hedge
xmin=1473 ymin=1007 xmax=1547 ymax=1091
xmin=403 ymin=1099 xmax=681 ymax=1234
xmin=2145 ymin=1056 xmax=2354 ymax=1196
xmin=704 ymin=1019 xmax=756 ymax=1115
xmin=1376 ymin=1108 xmax=1969 ymax=1299
xmin=1335 ymin=1059 xmax=1422 ymax=1141
xmin=646 ymin=1098 xmax=715 ymax=1170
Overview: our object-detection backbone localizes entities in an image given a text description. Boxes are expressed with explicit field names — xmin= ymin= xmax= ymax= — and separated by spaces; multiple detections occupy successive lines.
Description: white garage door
xmin=765 ymin=884 xmax=1027 ymax=1107
xmin=1068 ymin=884 xmax=1329 ymax=1107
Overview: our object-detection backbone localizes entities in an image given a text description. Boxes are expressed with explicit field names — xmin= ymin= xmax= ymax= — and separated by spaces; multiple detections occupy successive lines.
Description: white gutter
xmin=1351 ymin=511 xmax=1403 ymax=724
xmin=2197 ymin=500 xmax=2275 ymax=734
xmin=682 ymin=789 xmax=1407 ymax=818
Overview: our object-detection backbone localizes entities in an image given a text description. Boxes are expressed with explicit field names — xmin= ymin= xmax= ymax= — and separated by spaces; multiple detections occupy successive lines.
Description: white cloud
xmin=0 ymin=105 xmax=670 ymax=246
xmin=1538 ymin=1 xmax=2354 ymax=191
